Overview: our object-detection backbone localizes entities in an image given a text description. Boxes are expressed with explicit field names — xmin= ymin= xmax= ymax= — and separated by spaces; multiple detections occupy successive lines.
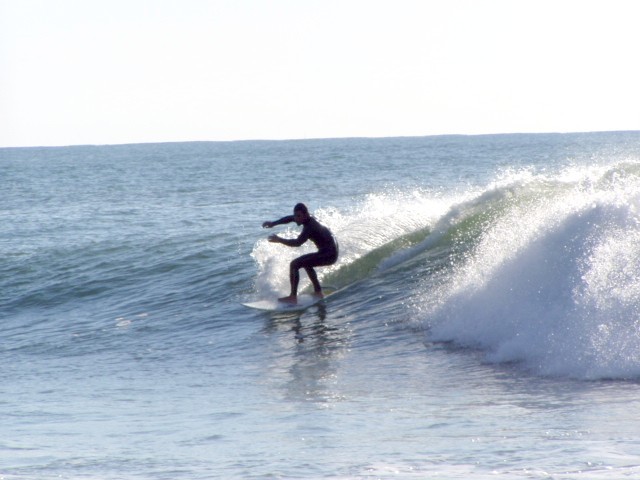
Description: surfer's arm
xmin=268 ymin=225 xmax=310 ymax=247
xmin=262 ymin=215 xmax=295 ymax=229
xmin=275 ymin=235 xmax=305 ymax=247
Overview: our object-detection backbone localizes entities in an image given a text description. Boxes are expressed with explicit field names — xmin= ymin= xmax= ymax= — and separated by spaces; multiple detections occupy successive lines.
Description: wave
xmin=250 ymin=160 xmax=640 ymax=380
xmin=0 ymin=230 xmax=228 ymax=328
xmin=410 ymin=161 xmax=640 ymax=380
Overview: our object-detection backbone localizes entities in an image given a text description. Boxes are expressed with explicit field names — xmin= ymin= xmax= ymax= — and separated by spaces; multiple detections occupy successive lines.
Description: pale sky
xmin=1 ymin=0 xmax=639 ymax=147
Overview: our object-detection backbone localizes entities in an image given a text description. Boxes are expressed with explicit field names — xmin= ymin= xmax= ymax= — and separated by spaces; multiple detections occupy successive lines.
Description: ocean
xmin=2 ymin=131 xmax=640 ymax=479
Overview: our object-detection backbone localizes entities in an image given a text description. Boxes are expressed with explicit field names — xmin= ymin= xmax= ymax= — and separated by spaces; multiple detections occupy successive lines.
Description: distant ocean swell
xmin=252 ymin=160 xmax=640 ymax=379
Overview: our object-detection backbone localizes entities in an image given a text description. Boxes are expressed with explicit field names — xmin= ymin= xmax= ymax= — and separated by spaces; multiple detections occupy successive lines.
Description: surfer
xmin=263 ymin=203 xmax=338 ymax=304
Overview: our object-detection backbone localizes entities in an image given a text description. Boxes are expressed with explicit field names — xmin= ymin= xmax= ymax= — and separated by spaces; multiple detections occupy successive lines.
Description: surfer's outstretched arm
xmin=263 ymin=215 xmax=304 ymax=245
xmin=262 ymin=215 xmax=295 ymax=229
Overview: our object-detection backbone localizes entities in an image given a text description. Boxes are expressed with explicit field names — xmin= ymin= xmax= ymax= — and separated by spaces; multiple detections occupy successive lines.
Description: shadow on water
xmin=261 ymin=303 xmax=344 ymax=344
xmin=259 ymin=303 xmax=353 ymax=404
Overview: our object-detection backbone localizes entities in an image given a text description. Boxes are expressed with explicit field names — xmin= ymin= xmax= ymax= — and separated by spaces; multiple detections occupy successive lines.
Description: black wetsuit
xmin=273 ymin=215 xmax=337 ymax=254
xmin=271 ymin=215 xmax=338 ymax=295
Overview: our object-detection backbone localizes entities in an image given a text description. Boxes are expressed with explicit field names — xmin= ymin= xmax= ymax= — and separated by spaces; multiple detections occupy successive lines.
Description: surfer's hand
xmin=262 ymin=221 xmax=274 ymax=228
xmin=268 ymin=234 xmax=280 ymax=243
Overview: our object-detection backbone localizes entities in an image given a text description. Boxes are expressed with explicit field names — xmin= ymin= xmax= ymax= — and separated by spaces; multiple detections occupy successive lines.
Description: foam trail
xmin=414 ymin=162 xmax=640 ymax=379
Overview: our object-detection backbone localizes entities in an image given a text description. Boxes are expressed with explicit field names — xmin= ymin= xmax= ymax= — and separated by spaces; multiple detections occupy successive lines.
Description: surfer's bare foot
xmin=312 ymin=291 xmax=324 ymax=299
xmin=278 ymin=295 xmax=297 ymax=304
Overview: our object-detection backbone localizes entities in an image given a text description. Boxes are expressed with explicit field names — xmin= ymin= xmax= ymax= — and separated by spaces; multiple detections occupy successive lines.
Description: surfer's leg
xmin=289 ymin=261 xmax=301 ymax=296
xmin=294 ymin=251 xmax=336 ymax=295
xmin=277 ymin=264 xmax=300 ymax=303
xmin=289 ymin=253 xmax=317 ymax=297
xmin=304 ymin=266 xmax=322 ymax=295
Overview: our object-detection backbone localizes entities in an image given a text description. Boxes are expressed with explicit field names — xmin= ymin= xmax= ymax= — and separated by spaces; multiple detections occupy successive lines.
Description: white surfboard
xmin=242 ymin=287 xmax=338 ymax=313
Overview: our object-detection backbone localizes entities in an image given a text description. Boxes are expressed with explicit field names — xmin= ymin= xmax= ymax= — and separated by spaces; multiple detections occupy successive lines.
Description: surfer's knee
xmin=291 ymin=256 xmax=309 ymax=270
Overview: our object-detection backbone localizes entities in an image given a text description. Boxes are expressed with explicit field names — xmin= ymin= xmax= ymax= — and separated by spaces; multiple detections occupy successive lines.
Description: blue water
xmin=2 ymin=132 xmax=640 ymax=479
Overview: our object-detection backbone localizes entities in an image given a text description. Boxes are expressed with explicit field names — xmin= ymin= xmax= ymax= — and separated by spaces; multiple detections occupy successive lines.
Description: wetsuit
xmin=271 ymin=215 xmax=338 ymax=295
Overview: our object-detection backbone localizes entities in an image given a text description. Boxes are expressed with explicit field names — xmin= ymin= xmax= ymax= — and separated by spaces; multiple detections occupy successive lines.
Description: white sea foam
xmin=416 ymin=162 xmax=640 ymax=379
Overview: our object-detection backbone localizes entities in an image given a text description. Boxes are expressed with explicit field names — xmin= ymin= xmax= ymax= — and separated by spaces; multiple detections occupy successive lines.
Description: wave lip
xmin=414 ymin=162 xmax=640 ymax=380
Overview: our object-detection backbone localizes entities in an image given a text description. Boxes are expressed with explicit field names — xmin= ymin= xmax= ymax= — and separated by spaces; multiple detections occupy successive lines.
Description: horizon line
xmin=2 ymin=129 xmax=639 ymax=150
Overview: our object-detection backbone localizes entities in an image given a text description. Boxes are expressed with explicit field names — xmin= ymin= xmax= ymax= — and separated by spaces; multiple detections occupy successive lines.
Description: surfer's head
xmin=293 ymin=203 xmax=310 ymax=225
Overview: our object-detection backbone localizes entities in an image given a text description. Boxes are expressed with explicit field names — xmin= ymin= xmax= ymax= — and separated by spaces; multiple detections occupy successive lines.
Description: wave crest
xmin=414 ymin=162 xmax=640 ymax=379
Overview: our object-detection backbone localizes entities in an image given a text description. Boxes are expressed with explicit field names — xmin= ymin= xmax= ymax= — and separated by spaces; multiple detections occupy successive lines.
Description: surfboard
xmin=242 ymin=287 xmax=338 ymax=313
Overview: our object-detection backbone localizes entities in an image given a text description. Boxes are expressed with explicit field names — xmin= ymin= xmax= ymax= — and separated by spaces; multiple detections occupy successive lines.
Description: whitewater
xmin=2 ymin=132 xmax=640 ymax=479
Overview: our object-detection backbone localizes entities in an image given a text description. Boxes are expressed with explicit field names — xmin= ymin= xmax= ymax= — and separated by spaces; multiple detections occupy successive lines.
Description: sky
xmin=1 ymin=0 xmax=639 ymax=147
